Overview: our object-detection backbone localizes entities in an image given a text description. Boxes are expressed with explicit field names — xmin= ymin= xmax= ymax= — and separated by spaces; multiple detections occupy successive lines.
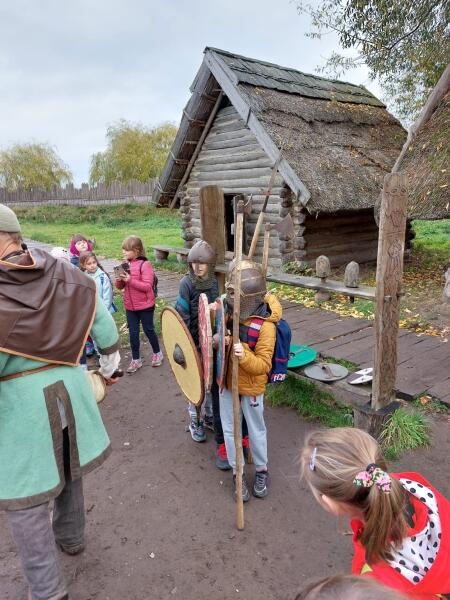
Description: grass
xmin=266 ymin=373 xmax=354 ymax=428
xmin=412 ymin=395 xmax=450 ymax=415
xmin=18 ymin=203 xmax=182 ymax=262
xmin=380 ymin=408 xmax=431 ymax=461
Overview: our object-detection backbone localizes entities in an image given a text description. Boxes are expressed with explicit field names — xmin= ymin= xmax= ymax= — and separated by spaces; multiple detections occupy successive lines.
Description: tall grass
xmin=267 ymin=374 xmax=354 ymax=427
xmin=380 ymin=408 xmax=431 ymax=460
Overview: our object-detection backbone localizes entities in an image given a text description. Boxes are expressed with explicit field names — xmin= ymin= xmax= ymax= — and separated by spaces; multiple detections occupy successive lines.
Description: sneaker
xmin=152 ymin=351 xmax=163 ymax=367
xmin=57 ymin=541 xmax=85 ymax=555
xmin=215 ymin=443 xmax=231 ymax=470
xmin=189 ymin=419 xmax=206 ymax=443
xmin=204 ymin=414 xmax=214 ymax=431
xmin=233 ymin=474 xmax=250 ymax=503
xmin=127 ymin=358 xmax=142 ymax=373
xmin=253 ymin=470 xmax=269 ymax=498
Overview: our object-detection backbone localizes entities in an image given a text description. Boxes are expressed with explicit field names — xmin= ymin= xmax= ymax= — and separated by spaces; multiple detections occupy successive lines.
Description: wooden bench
xmin=152 ymin=245 xmax=189 ymax=264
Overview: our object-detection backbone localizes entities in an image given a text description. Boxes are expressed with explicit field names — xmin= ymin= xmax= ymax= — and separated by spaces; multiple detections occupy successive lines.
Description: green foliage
xmin=412 ymin=219 xmax=450 ymax=253
xmin=295 ymin=0 xmax=450 ymax=119
xmin=89 ymin=120 xmax=177 ymax=185
xmin=267 ymin=374 xmax=354 ymax=427
xmin=18 ymin=203 xmax=182 ymax=261
xmin=379 ymin=408 xmax=431 ymax=460
xmin=0 ymin=143 xmax=72 ymax=191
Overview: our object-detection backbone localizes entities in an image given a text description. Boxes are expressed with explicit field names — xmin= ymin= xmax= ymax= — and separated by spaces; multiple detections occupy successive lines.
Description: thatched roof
xmin=154 ymin=48 xmax=406 ymax=213
xmin=395 ymin=69 xmax=450 ymax=220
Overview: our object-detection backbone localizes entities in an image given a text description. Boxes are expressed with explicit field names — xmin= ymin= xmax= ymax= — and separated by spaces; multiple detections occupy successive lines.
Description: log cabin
xmin=154 ymin=48 xmax=406 ymax=269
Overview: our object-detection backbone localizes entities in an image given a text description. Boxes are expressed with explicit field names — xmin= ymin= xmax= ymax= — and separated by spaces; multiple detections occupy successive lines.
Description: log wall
xmin=180 ymin=105 xmax=381 ymax=270
xmin=181 ymin=105 xmax=286 ymax=268
xmin=304 ymin=209 xmax=379 ymax=266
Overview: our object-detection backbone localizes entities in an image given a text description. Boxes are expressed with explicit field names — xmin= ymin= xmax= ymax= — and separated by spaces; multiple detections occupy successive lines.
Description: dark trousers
xmin=126 ymin=307 xmax=160 ymax=360
xmin=7 ymin=429 xmax=83 ymax=599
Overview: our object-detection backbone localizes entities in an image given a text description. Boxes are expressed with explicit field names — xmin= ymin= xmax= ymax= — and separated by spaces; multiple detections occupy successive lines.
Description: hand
xmin=212 ymin=333 xmax=219 ymax=349
xmin=105 ymin=376 xmax=120 ymax=386
xmin=121 ymin=273 xmax=131 ymax=283
xmin=208 ymin=301 xmax=217 ymax=311
xmin=234 ymin=341 xmax=244 ymax=358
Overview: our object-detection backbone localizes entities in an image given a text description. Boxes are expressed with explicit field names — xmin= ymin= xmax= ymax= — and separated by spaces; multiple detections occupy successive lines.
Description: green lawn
xmin=17 ymin=203 xmax=182 ymax=261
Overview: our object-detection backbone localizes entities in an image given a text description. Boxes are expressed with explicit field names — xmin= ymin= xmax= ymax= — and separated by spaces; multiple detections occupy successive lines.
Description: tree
xmin=0 ymin=143 xmax=72 ymax=191
xmin=89 ymin=120 xmax=177 ymax=185
xmin=295 ymin=0 xmax=450 ymax=119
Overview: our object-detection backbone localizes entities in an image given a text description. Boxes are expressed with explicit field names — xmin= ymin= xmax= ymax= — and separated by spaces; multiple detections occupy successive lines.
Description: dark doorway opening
xmin=224 ymin=194 xmax=248 ymax=254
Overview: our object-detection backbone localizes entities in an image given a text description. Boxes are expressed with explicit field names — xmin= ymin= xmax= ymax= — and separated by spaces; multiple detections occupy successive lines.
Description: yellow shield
xmin=161 ymin=306 xmax=204 ymax=406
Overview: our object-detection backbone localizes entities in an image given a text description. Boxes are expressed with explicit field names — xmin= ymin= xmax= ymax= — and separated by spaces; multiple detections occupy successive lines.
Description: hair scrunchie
xmin=353 ymin=463 xmax=391 ymax=494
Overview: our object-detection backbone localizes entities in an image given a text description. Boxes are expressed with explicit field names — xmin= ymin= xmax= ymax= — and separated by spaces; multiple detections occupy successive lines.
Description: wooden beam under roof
xmin=169 ymin=91 xmax=224 ymax=209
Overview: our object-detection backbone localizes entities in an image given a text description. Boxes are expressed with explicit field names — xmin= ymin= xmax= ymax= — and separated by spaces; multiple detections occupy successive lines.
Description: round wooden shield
xmin=161 ymin=306 xmax=204 ymax=406
xmin=288 ymin=344 xmax=317 ymax=369
xmin=304 ymin=362 xmax=348 ymax=382
xmin=215 ymin=298 xmax=227 ymax=391
xmin=198 ymin=293 xmax=213 ymax=392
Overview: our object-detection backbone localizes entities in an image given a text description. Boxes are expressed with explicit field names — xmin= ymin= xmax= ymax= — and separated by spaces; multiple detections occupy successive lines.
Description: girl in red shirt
xmin=300 ymin=428 xmax=450 ymax=599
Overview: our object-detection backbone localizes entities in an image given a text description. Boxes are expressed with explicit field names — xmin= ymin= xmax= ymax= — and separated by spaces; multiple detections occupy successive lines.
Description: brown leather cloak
xmin=0 ymin=248 xmax=97 ymax=365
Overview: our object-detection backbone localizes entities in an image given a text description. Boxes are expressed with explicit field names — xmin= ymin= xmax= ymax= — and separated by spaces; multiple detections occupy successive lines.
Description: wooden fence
xmin=0 ymin=179 xmax=158 ymax=207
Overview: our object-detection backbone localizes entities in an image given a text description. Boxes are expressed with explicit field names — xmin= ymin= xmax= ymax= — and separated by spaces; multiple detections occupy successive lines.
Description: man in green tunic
xmin=0 ymin=204 xmax=121 ymax=600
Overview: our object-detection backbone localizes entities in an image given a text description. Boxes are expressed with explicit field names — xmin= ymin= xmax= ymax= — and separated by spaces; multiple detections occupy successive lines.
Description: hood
xmin=0 ymin=248 xmax=97 ymax=365
xmin=249 ymin=293 xmax=282 ymax=323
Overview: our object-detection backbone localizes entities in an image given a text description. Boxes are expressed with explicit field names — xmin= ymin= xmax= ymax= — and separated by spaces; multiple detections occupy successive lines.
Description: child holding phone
xmin=115 ymin=236 xmax=162 ymax=373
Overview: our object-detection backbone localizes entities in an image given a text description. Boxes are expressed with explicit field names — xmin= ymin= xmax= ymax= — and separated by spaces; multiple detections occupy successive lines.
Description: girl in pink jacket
xmin=115 ymin=236 xmax=163 ymax=373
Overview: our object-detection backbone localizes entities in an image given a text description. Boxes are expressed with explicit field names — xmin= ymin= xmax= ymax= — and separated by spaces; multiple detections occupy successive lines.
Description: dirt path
xmin=1 ymin=342 xmax=449 ymax=600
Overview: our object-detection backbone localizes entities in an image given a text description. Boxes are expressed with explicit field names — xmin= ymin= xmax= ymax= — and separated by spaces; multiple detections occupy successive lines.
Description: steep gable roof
xmin=154 ymin=48 xmax=405 ymax=212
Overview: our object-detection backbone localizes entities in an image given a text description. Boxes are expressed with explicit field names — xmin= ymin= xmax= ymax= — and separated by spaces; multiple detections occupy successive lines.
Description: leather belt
xmin=0 ymin=364 xmax=60 ymax=382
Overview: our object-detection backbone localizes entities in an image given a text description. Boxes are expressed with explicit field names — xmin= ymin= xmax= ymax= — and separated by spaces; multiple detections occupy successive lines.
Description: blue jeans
xmin=126 ymin=307 xmax=160 ymax=360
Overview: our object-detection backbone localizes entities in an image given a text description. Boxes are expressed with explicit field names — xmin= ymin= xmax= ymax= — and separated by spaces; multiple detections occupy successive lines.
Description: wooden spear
xmin=232 ymin=198 xmax=245 ymax=530
xmin=247 ymin=154 xmax=282 ymax=260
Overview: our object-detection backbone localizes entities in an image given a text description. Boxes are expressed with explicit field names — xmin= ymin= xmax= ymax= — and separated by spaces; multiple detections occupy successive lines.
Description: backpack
xmin=138 ymin=259 xmax=158 ymax=298
xmin=244 ymin=317 xmax=292 ymax=384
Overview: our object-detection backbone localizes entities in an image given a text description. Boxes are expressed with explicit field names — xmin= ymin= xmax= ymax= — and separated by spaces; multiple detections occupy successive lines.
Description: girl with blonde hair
xmin=300 ymin=428 xmax=450 ymax=599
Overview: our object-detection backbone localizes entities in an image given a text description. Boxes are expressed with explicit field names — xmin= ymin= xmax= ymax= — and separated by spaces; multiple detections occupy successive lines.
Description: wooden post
xmin=200 ymin=185 xmax=227 ymax=293
xmin=262 ymin=223 xmax=271 ymax=276
xmin=372 ymin=173 xmax=408 ymax=411
xmin=232 ymin=200 xmax=245 ymax=530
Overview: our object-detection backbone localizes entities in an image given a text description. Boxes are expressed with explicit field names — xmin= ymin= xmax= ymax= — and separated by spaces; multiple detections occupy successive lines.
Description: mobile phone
xmin=113 ymin=265 xmax=127 ymax=278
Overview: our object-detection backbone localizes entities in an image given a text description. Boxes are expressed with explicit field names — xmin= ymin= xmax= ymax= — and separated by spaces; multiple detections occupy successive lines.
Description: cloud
xmin=0 ymin=0 xmax=382 ymax=184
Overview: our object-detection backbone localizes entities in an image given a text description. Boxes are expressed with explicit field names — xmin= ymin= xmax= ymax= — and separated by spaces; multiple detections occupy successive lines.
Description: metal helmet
xmin=226 ymin=259 xmax=267 ymax=319
xmin=187 ymin=240 xmax=216 ymax=265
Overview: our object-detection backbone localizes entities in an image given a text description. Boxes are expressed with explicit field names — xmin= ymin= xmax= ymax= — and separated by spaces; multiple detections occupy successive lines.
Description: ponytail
xmin=300 ymin=428 xmax=408 ymax=564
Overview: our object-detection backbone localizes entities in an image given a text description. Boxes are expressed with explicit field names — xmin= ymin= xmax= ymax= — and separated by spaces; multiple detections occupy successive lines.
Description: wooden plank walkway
xmin=24 ymin=239 xmax=450 ymax=404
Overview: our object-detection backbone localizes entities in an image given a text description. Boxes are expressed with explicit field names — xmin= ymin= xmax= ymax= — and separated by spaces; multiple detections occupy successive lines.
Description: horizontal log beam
xmin=192 ymin=158 xmax=273 ymax=172
xmin=190 ymin=169 xmax=283 ymax=185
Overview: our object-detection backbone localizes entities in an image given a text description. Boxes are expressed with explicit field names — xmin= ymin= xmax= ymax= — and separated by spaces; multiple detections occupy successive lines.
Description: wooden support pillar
xmin=200 ymin=185 xmax=227 ymax=293
xmin=357 ymin=173 xmax=407 ymax=437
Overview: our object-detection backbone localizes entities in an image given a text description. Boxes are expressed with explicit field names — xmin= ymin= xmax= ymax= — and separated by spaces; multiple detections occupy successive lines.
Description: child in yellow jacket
xmin=219 ymin=260 xmax=281 ymax=502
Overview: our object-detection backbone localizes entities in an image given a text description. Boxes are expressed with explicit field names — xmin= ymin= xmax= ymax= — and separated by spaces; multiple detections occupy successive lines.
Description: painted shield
xmin=161 ymin=306 xmax=204 ymax=406
xmin=215 ymin=298 xmax=227 ymax=391
xmin=198 ymin=293 xmax=213 ymax=392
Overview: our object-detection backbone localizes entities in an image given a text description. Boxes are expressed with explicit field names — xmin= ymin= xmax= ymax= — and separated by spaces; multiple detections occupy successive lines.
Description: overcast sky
xmin=0 ymin=0 xmax=383 ymax=185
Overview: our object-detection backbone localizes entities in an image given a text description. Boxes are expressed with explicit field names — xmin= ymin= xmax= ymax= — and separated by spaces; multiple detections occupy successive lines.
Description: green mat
xmin=288 ymin=344 xmax=317 ymax=368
